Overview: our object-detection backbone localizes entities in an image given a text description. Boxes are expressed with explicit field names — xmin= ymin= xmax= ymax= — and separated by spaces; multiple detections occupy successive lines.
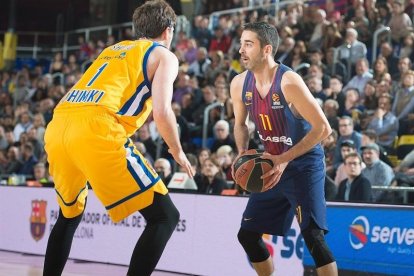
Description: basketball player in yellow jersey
xmin=43 ymin=1 xmax=194 ymax=275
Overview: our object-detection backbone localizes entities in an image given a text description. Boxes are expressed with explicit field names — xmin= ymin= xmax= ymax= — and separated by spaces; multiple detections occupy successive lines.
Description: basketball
xmin=233 ymin=149 xmax=274 ymax=193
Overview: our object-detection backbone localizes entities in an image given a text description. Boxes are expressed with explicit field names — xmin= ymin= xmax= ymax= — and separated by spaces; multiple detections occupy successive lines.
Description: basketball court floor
xmin=0 ymin=250 xmax=192 ymax=276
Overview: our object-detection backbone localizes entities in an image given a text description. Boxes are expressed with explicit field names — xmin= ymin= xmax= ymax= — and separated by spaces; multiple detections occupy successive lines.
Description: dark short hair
xmin=132 ymin=0 xmax=176 ymax=39
xmin=243 ymin=21 xmax=279 ymax=56
xmin=341 ymin=139 xmax=356 ymax=149
xmin=361 ymin=129 xmax=377 ymax=141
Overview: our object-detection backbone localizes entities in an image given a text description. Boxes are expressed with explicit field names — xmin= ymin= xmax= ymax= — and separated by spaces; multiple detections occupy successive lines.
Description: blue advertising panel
xmin=303 ymin=203 xmax=414 ymax=275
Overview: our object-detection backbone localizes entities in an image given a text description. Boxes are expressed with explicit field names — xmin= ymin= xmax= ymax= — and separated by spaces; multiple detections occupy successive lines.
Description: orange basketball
xmin=233 ymin=149 xmax=274 ymax=193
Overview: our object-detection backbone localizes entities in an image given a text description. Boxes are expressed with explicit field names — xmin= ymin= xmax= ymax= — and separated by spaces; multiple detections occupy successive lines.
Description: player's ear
xmin=264 ymin=44 xmax=273 ymax=56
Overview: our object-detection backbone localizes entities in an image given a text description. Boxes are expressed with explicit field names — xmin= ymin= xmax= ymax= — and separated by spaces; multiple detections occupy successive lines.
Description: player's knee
xmin=57 ymin=209 xmax=83 ymax=227
xmin=167 ymin=204 xmax=180 ymax=228
xmin=237 ymin=228 xmax=269 ymax=263
xmin=302 ymin=221 xmax=335 ymax=268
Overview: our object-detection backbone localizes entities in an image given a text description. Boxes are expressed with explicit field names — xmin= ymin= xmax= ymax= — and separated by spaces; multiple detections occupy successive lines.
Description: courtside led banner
xmin=303 ymin=203 xmax=414 ymax=275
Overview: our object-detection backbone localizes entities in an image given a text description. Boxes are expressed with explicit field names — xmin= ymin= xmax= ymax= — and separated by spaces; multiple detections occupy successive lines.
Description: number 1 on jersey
xmin=259 ymin=114 xmax=272 ymax=131
xmin=86 ymin=63 xmax=108 ymax=87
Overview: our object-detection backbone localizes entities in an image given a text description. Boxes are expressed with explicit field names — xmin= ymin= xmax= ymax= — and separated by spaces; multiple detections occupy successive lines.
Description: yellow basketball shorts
xmin=44 ymin=107 xmax=167 ymax=222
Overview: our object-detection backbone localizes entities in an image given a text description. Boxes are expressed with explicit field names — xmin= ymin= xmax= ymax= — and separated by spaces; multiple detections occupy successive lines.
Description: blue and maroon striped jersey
xmin=242 ymin=63 xmax=323 ymax=159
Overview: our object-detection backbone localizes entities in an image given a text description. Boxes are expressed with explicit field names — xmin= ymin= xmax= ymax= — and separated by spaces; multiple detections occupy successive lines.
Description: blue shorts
xmin=241 ymin=156 xmax=327 ymax=236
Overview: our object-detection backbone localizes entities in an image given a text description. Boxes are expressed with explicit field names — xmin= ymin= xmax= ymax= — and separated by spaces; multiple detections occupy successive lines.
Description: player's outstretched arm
xmin=150 ymin=47 xmax=194 ymax=178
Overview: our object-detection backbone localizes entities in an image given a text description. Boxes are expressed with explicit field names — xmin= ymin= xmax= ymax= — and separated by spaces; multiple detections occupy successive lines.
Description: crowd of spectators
xmin=1 ymin=0 xmax=414 ymax=204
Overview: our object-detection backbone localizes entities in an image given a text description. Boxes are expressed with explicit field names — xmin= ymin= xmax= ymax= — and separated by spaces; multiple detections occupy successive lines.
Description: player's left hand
xmin=260 ymin=152 xmax=289 ymax=191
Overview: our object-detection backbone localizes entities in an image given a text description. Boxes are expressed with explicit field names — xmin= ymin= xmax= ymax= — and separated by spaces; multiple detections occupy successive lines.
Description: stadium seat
xmin=397 ymin=135 xmax=414 ymax=160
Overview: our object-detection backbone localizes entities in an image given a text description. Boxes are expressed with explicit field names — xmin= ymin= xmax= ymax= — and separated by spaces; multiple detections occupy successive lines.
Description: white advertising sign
xmin=0 ymin=186 xmax=303 ymax=276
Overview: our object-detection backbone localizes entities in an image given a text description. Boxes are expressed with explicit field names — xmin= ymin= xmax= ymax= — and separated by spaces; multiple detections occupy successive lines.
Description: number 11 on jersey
xmin=259 ymin=114 xmax=273 ymax=131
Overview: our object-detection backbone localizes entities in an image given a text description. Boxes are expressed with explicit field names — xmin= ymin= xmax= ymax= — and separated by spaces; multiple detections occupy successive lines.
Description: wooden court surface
xmin=0 ymin=250 xmax=194 ymax=276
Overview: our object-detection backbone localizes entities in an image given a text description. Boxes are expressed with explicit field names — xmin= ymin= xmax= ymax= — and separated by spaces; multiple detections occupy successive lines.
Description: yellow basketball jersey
xmin=56 ymin=40 xmax=160 ymax=136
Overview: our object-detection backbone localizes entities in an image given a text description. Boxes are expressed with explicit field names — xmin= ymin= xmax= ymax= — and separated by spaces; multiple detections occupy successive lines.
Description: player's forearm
xmin=234 ymin=124 xmax=250 ymax=154
xmin=280 ymin=123 xmax=331 ymax=163
xmin=153 ymin=110 xmax=182 ymax=153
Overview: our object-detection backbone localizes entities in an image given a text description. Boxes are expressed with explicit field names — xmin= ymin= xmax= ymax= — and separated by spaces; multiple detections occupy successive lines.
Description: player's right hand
xmin=169 ymin=148 xmax=195 ymax=178
xmin=231 ymin=149 xmax=247 ymax=180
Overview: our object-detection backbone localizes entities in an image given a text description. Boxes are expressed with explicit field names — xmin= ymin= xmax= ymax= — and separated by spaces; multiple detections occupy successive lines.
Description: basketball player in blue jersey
xmin=230 ymin=22 xmax=338 ymax=275
xmin=43 ymin=1 xmax=194 ymax=275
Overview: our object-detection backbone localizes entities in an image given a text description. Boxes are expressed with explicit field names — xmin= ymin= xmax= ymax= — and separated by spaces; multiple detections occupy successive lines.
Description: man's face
xmin=239 ymin=30 xmax=265 ymax=71
xmin=339 ymin=119 xmax=353 ymax=136
xmin=345 ymin=156 xmax=362 ymax=178
xmin=329 ymin=78 xmax=343 ymax=93
xmin=378 ymin=97 xmax=391 ymax=111
xmin=341 ymin=146 xmax=355 ymax=159
xmin=398 ymin=58 xmax=410 ymax=73
xmin=362 ymin=149 xmax=379 ymax=166
xmin=355 ymin=60 xmax=367 ymax=75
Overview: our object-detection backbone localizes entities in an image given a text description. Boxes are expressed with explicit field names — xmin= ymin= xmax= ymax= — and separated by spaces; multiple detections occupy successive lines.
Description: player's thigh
xmin=284 ymin=168 xmax=327 ymax=231
xmin=242 ymin=186 xmax=294 ymax=235
xmin=72 ymin=122 xmax=165 ymax=222
xmin=44 ymin=118 xmax=88 ymax=218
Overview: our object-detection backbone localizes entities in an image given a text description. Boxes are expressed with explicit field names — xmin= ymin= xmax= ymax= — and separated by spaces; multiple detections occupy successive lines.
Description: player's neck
xmin=253 ymin=60 xmax=278 ymax=86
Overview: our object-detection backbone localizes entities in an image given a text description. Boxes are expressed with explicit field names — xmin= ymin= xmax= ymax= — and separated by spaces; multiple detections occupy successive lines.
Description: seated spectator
xmin=361 ymin=129 xmax=393 ymax=167
xmin=191 ymin=85 xmax=218 ymax=136
xmin=13 ymin=111 xmax=33 ymax=141
xmin=366 ymin=94 xmax=399 ymax=150
xmin=3 ymin=146 xmax=22 ymax=175
xmin=171 ymin=102 xmax=192 ymax=152
xmin=361 ymin=143 xmax=395 ymax=202
xmin=187 ymin=47 xmax=211 ymax=86
xmin=339 ymin=88 xmax=365 ymax=130
xmin=27 ymin=127 xmax=44 ymax=160
xmin=338 ymin=28 xmax=367 ymax=67
xmin=30 ymin=162 xmax=51 ymax=185
xmin=18 ymin=143 xmax=38 ymax=176
xmin=32 ymin=113 xmax=46 ymax=145
xmin=134 ymin=141 xmax=154 ymax=166
xmin=379 ymin=41 xmax=399 ymax=75
xmin=136 ymin=123 xmax=156 ymax=162
xmin=154 ymin=158 xmax=173 ymax=185
xmin=388 ymin=1 xmax=413 ymax=45
xmin=392 ymin=57 xmax=412 ymax=83
xmin=372 ymin=56 xmax=389 ymax=83
xmin=321 ymin=23 xmax=343 ymax=54
xmin=210 ymin=120 xmax=236 ymax=153
xmin=323 ymin=99 xmax=340 ymax=132
xmin=333 ymin=116 xmax=362 ymax=169
xmin=198 ymin=157 xmax=228 ymax=195
xmin=324 ymin=48 xmax=348 ymax=82
xmin=362 ymin=80 xmax=378 ymax=113
xmin=393 ymin=150 xmax=414 ymax=202
xmin=322 ymin=129 xmax=338 ymax=178
xmin=284 ymin=40 xmax=309 ymax=70
xmin=172 ymin=71 xmax=193 ymax=104
xmin=215 ymin=81 xmax=234 ymax=121
xmin=392 ymin=71 xmax=414 ymax=135
xmin=306 ymin=76 xmax=327 ymax=102
xmin=204 ymin=50 xmax=224 ymax=85
xmin=336 ymin=152 xmax=372 ymax=202
xmin=335 ymin=140 xmax=366 ymax=187
xmin=215 ymin=145 xmax=235 ymax=182
xmin=343 ymin=58 xmax=372 ymax=96
xmin=196 ymin=147 xmax=211 ymax=172
xmin=209 ymin=26 xmax=231 ymax=54
xmin=0 ymin=126 xmax=8 ymax=151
